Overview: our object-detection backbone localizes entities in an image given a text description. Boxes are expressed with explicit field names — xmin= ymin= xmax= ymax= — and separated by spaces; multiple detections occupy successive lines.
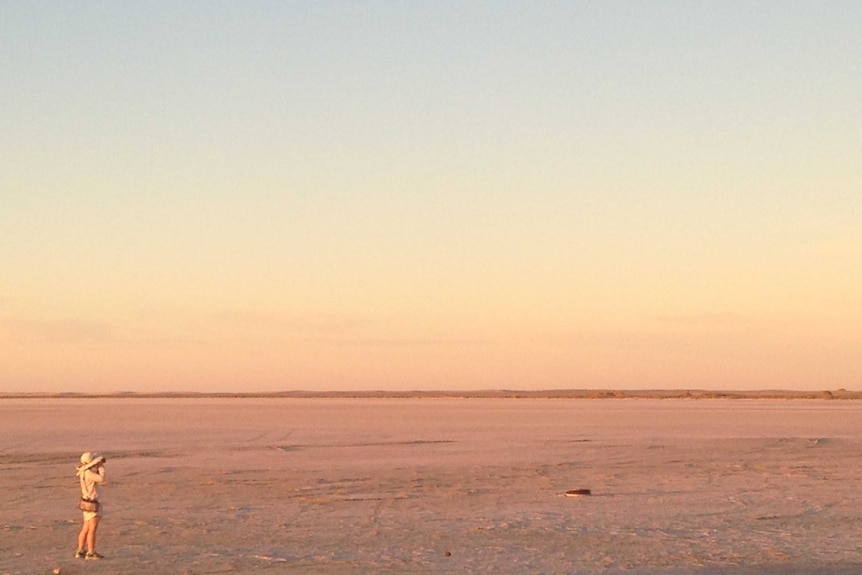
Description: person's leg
xmin=77 ymin=519 xmax=89 ymax=554
xmin=86 ymin=516 xmax=100 ymax=553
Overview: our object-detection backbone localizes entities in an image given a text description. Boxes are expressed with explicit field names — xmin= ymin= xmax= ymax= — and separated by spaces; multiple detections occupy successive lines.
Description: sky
xmin=2 ymin=1 xmax=860 ymax=393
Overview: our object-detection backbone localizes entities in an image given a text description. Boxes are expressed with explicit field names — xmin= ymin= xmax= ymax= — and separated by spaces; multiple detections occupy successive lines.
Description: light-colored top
xmin=79 ymin=467 xmax=105 ymax=500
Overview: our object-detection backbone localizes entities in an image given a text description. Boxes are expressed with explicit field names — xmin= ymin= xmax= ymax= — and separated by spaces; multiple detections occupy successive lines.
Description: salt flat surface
xmin=2 ymin=398 xmax=861 ymax=574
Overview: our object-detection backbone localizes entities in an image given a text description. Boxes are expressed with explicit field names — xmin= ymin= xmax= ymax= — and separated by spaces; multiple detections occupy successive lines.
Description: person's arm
xmin=88 ymin=467 xmax=106 ymax=484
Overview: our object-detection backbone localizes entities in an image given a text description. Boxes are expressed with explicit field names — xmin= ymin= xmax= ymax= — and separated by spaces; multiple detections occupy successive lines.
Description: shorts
xmin=82 ymin=502 xmax=102 ymax=521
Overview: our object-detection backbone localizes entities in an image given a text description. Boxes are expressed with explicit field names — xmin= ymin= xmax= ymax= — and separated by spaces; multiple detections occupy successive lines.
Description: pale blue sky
xmin=2 ymin=1 xmax=860 ymax=392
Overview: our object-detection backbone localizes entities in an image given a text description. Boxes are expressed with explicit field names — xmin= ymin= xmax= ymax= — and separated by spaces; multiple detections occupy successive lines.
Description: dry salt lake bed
xmin=2 ymin=396 xmax=861 ymax=574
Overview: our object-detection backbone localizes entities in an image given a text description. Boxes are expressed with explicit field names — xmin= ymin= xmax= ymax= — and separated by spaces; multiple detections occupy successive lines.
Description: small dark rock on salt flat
xmin=565 ymin=488 xmax=591 ymax=496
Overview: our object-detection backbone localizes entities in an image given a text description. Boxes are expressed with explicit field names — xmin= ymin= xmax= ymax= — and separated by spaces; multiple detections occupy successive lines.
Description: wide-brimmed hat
xmin=77 ymin=452 xmax=105 ymax=472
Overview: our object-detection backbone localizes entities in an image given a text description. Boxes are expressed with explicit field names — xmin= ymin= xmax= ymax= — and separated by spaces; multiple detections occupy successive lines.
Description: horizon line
xmin=1 ymin=388 xmax=859 ymax=400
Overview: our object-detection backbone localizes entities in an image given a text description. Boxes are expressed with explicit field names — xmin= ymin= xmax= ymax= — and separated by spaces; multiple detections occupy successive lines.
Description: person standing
xmin=75 ymin=452 xmax=106 ymax=560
